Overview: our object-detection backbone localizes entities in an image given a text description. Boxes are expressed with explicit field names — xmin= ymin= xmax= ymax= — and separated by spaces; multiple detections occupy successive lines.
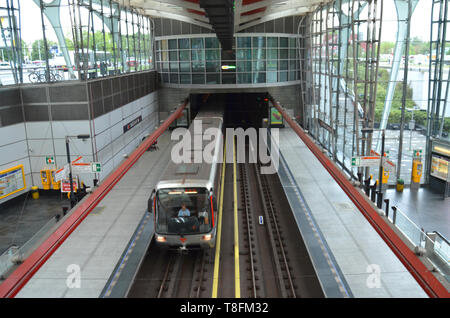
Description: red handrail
xmin=0 ymin=100 xmax=188 ymax=298
xmin=272 ymin=99 xmax=449 ymax=298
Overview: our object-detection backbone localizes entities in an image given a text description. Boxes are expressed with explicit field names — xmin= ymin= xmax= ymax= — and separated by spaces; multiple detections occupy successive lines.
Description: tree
xmin=30 ymin=39 xmax=57 ymax=61
xmin=380 ymin=41 xmax=395 ymax=54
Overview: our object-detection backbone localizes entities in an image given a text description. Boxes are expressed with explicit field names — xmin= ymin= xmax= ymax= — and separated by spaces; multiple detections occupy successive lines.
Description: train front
xmin=153 ymin=187 xmax=216 ymax=249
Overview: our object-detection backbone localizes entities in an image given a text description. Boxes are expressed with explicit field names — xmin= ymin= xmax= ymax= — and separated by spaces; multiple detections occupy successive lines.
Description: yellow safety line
xmin=212 ymin=140 xmax=226 ymax=298
xmin=233 ymin=136 xmax=241 ymax=298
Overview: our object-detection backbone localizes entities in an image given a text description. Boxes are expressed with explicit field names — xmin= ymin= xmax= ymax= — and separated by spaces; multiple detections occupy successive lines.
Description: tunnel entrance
xmin=189 ymin=93 xmax=270 ymax=129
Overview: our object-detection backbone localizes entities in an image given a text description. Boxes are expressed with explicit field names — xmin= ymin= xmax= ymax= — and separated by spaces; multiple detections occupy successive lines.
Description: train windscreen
xmin=156 ymin=188 xmax=212 ymax=235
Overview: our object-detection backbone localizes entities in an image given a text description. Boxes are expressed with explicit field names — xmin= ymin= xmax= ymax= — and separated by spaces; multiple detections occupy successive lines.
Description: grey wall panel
xmin=112 ymin=77 xmax=120 ymax=92
xmin=104 ymin=96 xmax=113 ymax=113
xmin=254 ymin=23 xmax=264 ymax=33
xmin=0 ymin=87 xmax=21 ymax=107
xmin=113 ymin=93 xmax=121 ymax=109
xmin=21 ymin=86 xmax=47 ymax=103
xmin=275 ymin=18 xmax=284 ymax=33
xmin=172 ymin=19 xmax=181 ymax=35
xmin=162 ymin=18 xmax=171 ymax=36
xmin=91 ymin=98 xmax=104 ymax=118
xmin=88 ymin=81 xmax=103 ymax=100
xmin=293 ymin=16 xmax=301 ymax=30
xmin=191 ymin=24 xmax=201 ymax=34
xmin=0 ymin=105 xmax=24 ymax=126
xmin=49 ymin=84 xmax=87 ymax=103
xmin=285 ymin=16 xmax=294 ymax=34
xmin=121 ymin=89 xmax=129 ymax=106
xmin=24 ymin=105 xmax=49 ymax=122
xmin=265 ymin=20 xmax=274 ymax=33
xmin=120 ymin=76 xmax=128 ymax=92
xmin=51 ymin=103 xmax=90 ymax=121
xmin=154 ymin=18 xmax=162 ymax=37
xmin=102 ymin=78 xmax=112 ymax=97
xmin=181 ymin=21 xmax=190 ymax=34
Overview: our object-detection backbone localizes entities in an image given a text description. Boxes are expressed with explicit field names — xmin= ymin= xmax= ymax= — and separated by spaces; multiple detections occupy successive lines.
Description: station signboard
xmin=0 ymin=164 xmax=26 ymax=199
xmin=61 ymin=178 xmax=78 ymax=193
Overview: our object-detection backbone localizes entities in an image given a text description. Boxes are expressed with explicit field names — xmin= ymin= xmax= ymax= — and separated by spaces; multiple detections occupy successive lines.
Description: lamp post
xmin=362 ymin=127 xmax=385 ymax=208
xmin=406 ymin=107 xmax=415 ymax=150
xmin=65 ymin=134 xmax=90 ymax=208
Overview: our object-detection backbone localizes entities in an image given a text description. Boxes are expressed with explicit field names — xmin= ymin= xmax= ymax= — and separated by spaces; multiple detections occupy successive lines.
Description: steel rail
xmin=0 ymin=100 xmax=188 ymax=298
xmin=252 ymin=163 xmax=288 ymax=297
xmin=271 ymin=99 xmax=449 ymax=298
xmin=254 ymin=163 xmax=295 ymax=298
xmin=157 ymin=255 xmax=174 ymax=298
xmin=194 ymin=250 xmax=206 ymax=298
xmin=239 ymin=163 xmax=257 ymax=298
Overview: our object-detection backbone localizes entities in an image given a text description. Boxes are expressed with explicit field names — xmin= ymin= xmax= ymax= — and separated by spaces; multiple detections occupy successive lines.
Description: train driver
xmin=178 ymin=203 xmax=191 ymax=217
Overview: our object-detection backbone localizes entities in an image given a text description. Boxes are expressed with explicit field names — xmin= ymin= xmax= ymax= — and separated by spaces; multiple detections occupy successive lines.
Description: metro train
xmin=148 ymin=106 xmax=224 ymax=249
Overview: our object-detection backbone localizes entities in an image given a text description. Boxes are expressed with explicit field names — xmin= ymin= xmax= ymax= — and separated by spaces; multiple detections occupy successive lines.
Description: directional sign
xmin=351 ymin=157 xmax=361 ymax=167
xmin=370 ymin=149 xmax=395 ymax=170
xmin=370 ymin=149 xmax=389 ymax=158
xmin=54 ymin=165 xmax=68 ymax=182
xmin=71 ymin=161 xmax=101 ymax=174
xmin=91 ymin=162 xmax=101 ymax=173
xmin=382 ymin=157 xmax=396 ymax=173
xmin=360 ymin=156 xmax=381 ymax=167
xmin=72 ymin=156 xmax=83 ymax=164
xmin=71 ymin=162 xmax=92 ymax=174
xmin=46 ymin=156 xmax=55 ymax=165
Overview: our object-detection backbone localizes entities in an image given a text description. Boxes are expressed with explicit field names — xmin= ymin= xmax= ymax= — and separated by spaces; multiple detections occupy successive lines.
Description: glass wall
xmin=0 ymin=0 xmax=154 ymax=86
xmin=155 ymin=34 xmax=299 ymax=85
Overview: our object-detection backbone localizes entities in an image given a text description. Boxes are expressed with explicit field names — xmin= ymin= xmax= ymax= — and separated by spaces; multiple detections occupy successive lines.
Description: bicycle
xmin=38 ymin=69 xmax=63 ymax=82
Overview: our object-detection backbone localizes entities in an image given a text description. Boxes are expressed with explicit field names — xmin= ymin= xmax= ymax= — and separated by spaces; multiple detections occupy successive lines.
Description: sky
xmin=15 ymin=0 xmax=435 ymax=45
xmin=381 ymin=0 xmax=432 ymax=42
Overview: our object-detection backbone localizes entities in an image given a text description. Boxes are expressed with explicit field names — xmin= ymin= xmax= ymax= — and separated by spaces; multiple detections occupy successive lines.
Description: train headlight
xmin=156 ymin=235 xmax=166 ymax=242
xmin=202 ymin=234 xmax=212 ymax=241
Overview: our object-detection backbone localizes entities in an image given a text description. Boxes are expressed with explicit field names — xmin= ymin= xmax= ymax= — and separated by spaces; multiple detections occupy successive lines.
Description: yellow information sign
xmin=0 ymin=164 xmax=26 ymax=200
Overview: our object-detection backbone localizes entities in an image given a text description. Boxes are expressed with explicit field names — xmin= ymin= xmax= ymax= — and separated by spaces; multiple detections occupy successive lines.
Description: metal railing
xmin=0 ymin=216 xmax=59 ymax=280
xmin=388 ymin=206 xmax=449 ymax=282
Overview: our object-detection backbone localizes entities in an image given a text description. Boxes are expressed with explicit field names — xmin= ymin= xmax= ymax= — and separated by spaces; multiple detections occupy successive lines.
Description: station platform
xmin=15 ymin=132 xmax=173 ymax=298
xmin=276 ymin=127 xmax=428 ymax=298
xmin=0 ymin=191 xmax=63 ymax=255
xmin=384 ymin=188 xmax=450 ymax=238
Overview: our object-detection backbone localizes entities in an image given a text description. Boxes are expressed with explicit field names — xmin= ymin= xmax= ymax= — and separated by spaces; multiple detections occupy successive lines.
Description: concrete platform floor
xmin=384 ymin=187 xmax=450 ymax=239
xmin=0 ymin=190 xmax=66 ymax=254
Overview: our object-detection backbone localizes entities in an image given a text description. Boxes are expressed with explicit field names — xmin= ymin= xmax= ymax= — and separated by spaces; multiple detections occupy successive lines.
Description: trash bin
xmin=396 ymin=179 xmax=404 ymax=192
xmin=31 ymin=186 xmax=39 ymax=200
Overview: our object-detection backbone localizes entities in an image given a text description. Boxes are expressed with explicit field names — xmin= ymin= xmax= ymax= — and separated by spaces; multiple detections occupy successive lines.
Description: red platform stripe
xmin=242 ymin=0 xmax=264 ymax=5
xmin=0 ymin=100 xmax=188 ymax=298
xmin=272 ymin=99 xmax=449 ymax=298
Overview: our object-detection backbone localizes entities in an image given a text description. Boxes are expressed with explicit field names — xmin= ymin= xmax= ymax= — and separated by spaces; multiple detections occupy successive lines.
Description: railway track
xmin=129 ymin=139 xmax=323 ymax=298
xmin=128 ymin=244 xmax=213 ymax=298
xmin=238 ymin=161 xmax=297 ymax=297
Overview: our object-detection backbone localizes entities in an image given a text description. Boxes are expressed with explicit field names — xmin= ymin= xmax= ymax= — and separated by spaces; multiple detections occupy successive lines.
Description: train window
xmin=155 ymin=188 xmax=212 ymax=235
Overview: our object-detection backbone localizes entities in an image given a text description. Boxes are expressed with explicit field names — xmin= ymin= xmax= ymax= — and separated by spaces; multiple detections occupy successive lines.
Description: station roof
xmin=123 ymin=0 xmax=328 ymax=32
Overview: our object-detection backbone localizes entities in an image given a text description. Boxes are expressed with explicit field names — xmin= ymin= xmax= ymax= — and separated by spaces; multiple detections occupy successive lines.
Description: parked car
xmin=0 ymin=62 xmax=10 ymax=69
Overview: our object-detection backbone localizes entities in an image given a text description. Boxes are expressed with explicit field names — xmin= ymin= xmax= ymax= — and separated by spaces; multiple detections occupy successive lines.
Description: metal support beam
xmin=376 ymin=0 xmax=419 ymax=152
